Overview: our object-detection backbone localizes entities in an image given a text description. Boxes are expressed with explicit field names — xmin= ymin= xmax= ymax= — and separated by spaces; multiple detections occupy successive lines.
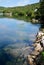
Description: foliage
xmin=40 ymin=0 xmax=44 ymax=23
xmin=0 ymin=3 xmax=40 ymax=18
xmin=41 ymin=51 xmax=44 ymax=60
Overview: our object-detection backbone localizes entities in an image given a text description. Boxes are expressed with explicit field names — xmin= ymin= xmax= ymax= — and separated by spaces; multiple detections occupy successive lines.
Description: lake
xmin=0 ymin=18 xmax=40 ymax=65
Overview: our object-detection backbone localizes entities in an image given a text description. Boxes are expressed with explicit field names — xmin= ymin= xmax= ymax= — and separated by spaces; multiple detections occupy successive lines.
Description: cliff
xmin=27 ymin=31 xmax=44 ymax=65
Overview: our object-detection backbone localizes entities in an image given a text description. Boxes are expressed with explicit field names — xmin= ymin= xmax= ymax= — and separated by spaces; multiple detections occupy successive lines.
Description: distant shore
xmin=0 ymin=3 xmax=40 ymax=23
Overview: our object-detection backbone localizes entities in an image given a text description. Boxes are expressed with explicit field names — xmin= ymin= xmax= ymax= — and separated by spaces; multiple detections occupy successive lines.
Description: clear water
xmin=0 ymin=18 xmax=40 ymax=65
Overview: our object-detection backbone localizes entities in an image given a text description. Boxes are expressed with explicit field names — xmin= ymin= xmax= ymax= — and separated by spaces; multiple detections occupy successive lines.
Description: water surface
xmin=0 ymin=18 xmax=40 ymax=65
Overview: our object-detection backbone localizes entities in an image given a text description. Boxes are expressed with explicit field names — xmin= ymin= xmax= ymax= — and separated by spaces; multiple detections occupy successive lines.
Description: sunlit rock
xmin=27 ymin=55 xmax=34 ymax=65
xmin=27 ymin=31 xmax=44 ymax=65
xmin=34 ymin=43 xmax=43 ymax=52
xmin=37 ymin=31 xmax=44 ymax=37
xmin=41 ymin=36 xmax=44 ymax=47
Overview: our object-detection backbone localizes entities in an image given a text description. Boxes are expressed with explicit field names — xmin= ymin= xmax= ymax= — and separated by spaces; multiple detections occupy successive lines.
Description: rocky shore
xmin=27 ymin=31 xmax=44 ymax=65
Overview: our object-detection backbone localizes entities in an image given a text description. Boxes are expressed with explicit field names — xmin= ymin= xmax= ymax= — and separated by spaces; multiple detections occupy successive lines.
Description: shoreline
xmin=27 ymin=31 xmax=44 ymax=65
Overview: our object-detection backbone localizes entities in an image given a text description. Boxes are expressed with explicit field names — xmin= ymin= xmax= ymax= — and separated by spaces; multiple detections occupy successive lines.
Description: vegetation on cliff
xmin=39 ymin=0 xmax=44 ymax=23
xmin=0 ymin=3 xmax=40 ymax=22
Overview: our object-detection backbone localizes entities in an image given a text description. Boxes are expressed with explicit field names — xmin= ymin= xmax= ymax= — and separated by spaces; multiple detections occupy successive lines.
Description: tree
xmin=40 ymin=0 xmax=44 ymax=23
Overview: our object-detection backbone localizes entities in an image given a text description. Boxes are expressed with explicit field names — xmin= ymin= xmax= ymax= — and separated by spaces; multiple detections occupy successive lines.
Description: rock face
xmin=41 ymin=36 xmax=44 ymax=47
xmin=27 ymin=31 xmax=44 ymax=65
xmin=32 ymin=19 xmax=39 ymax=23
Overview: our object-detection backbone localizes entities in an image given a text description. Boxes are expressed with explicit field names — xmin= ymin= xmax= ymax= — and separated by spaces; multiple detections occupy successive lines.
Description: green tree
xmin=40 ymin=0 xmax=44 ymax=23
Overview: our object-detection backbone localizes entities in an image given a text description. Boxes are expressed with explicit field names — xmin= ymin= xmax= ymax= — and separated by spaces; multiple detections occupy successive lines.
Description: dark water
xmin=0 ymin=18 xmax=40 ymax=65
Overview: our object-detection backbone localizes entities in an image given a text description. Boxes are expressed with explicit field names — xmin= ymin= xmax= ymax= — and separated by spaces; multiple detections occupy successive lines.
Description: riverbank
xmin=0 ymin=3 xmax=40 ymax=23
xmin=0 ymin=15 xmax=40 ymax=24
xmin=27 ymin=31 xmax=44 ymax=65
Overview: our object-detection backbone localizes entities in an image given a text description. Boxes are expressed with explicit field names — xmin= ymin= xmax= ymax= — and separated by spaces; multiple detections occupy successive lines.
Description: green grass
xmin=41 ymin=51 xmax=44 ymax=60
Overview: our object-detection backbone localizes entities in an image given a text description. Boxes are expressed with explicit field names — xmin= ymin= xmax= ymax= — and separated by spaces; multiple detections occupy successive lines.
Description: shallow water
xmin=0 ymin=18 xmax=40 ymax=65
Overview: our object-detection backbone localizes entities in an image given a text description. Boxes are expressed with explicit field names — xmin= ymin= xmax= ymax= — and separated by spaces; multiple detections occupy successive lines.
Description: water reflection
xmin=0 ymin=18 xmax=40 ymax=48
xmin=0 ymin=18 xmax=40 ymax=65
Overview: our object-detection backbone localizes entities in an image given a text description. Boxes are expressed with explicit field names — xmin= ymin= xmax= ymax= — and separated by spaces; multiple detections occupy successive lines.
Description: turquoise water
xmin=0 ymin=18 xmax=40 ymax=65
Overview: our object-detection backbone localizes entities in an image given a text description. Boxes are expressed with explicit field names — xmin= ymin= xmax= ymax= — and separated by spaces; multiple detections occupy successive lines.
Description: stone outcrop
xmin=32 ymin=18 xmax=39 ymax=23
xmin=27 ymin=31 xmax=44 ymax=65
